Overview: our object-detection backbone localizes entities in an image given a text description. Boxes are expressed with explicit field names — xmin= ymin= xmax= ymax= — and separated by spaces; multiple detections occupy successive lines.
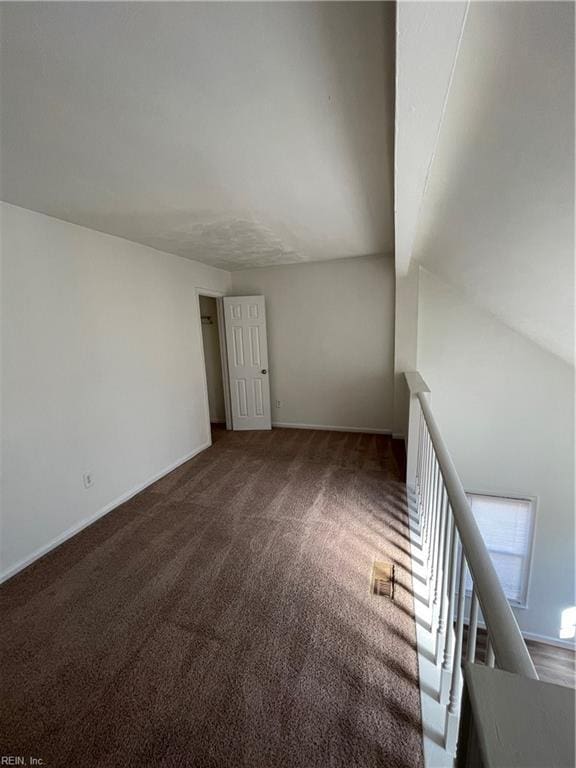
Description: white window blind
xmin=465 ymin=493 xmax=535 ymax=606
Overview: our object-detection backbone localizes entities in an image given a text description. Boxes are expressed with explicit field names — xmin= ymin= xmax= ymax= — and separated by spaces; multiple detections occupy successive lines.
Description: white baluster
xmin=420 ymin=427 xmax=429 ymax=528
xmin=467 ymin=590 xmax=479 ymax=663
xmin=436 ymin=500 xmax=453 ymax=664
xmin=427 ymin=458 xmax=440 ymax=581
xmin=431 ymin=482 xmax=446 ymax=629
xmin=416 ymin=409 xmax=424 ymax=502
xmin=424 ymin=434 xmax=434 ymax=553
xmin=445 ymin=548 xmax=467 ymax=753
xmin=486 ymin=638 xmax=495 ymax=668
xmin=422 ymin=430 xmax=430 ymax=538
xmin=440 ymin=518 xmax=458 ymax=703
xmin=425 ymin=456 xmax=437 ymax=571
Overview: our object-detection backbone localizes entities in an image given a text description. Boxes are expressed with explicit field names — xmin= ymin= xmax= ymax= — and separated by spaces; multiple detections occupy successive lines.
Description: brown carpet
xmin=0 ymin=428 xmax=424 ymax=768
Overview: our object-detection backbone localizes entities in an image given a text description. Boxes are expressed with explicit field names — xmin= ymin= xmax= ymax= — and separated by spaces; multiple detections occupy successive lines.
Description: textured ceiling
xmin=0 ymin=2 xmax=395 ymax=270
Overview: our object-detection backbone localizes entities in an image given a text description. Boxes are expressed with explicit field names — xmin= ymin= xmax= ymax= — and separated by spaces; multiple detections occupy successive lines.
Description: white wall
xmin=231 ymin=255 xmax=395 ymax=432
xmin=199 ymin=295 xmax=225 ymax=423
xmin=393 ymin=262 xmax=420 ymax=440
xmin=0 ymin=203 xmax=231 ymax=579
xmin=417 ymin=268 xmax=575 ymax=643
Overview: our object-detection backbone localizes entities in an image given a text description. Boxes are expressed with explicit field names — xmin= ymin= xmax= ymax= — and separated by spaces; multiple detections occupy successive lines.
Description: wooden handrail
xmin=405 ymin=372 xmax=538 ymax=680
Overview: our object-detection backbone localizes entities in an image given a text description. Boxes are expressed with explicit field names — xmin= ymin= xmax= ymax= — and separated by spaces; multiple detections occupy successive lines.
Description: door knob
xmin=261 ymin=369 xmax=267 ymax=374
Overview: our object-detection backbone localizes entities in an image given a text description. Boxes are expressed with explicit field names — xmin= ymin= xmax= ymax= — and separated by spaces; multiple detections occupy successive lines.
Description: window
xmin=465 ymin=492 xmax=535 ymax=606
xmin=560 ymin=607 xmax=576 ymax=640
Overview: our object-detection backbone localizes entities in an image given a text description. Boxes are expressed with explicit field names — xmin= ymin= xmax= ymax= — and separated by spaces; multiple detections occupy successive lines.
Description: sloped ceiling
xmin=0 ymin=2 xmax=395 ymax=270
xmin=411 ymin=1 xmax=574 ymax=364
xmin=394 ymin=0 xmax=470 ymax=278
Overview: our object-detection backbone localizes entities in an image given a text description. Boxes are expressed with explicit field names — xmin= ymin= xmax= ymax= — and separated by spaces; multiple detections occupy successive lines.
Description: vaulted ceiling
xmin=0 ymin=2 xmax=395 ymax=270
xmin=2 ymin=2 xmax=573 ymax=362
xmin=396 ymin=1 xmax=574 ymax=365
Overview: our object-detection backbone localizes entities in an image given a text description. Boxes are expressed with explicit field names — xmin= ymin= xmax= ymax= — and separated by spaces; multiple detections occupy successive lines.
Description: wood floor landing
xmin=462 ymin=627 xmax=576 ymax=690
xmin=0 ymin=428 xmax=423 ymax=768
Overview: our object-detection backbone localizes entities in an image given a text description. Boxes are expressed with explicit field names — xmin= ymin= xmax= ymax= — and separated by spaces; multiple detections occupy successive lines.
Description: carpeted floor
xmin=0 ymin=428 xmax=424 ymax=768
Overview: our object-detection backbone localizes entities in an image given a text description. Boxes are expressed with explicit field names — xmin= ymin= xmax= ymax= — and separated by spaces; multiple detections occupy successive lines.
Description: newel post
xmin=404 ymin=372 xmax=431 ymax=490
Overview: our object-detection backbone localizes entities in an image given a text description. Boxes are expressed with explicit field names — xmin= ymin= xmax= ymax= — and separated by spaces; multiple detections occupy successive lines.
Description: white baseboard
xmin=521 ymin=630 xmax=576 ymax=650
xmin=272 ymin=421 xmax=392 ymax=435
xmin=474 ymin=617 xmax=576 ymax=651
xmin=0 ymin=441 xmax=211 ymax=585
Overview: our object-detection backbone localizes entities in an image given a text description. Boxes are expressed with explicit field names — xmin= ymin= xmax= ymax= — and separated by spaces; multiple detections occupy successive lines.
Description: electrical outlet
xmin=275 ymin=400 xmax=281 ymax=408
xmin=82 ymin=472 xmax=94 ymax=489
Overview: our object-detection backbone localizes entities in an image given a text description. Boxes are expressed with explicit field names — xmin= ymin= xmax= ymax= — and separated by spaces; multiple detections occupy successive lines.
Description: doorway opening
xmin=197 ymin=292 xmax=272 ymax=437
xmin=198 ymin=293 xmax=230 ymax=442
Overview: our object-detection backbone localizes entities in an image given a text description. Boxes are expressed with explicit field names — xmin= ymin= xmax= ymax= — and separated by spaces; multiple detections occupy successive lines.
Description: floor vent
xmin=372 ymin=561 xmax=394 ymax=598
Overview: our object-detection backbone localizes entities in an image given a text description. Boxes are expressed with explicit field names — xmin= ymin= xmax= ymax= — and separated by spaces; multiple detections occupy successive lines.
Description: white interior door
xmin=223 ymin=296 xmax=271 ymax=430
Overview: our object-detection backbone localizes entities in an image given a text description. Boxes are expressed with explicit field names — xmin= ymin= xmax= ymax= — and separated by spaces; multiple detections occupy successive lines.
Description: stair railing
xmin=404 ymin=372 xmax=538 ymax=754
